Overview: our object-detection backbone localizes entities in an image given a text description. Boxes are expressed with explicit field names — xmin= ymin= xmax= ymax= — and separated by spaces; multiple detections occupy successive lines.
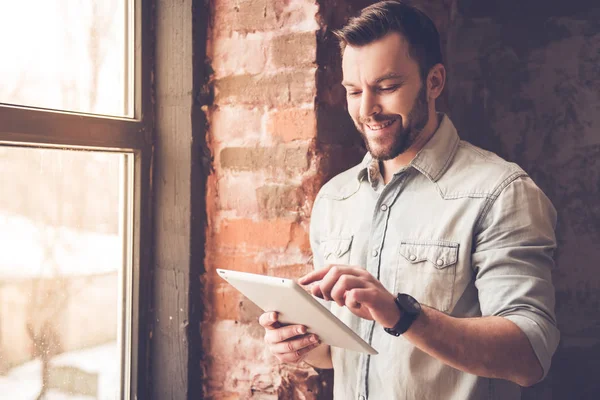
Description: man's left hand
xmin=298 ymin=265 xmax=400 ymax=328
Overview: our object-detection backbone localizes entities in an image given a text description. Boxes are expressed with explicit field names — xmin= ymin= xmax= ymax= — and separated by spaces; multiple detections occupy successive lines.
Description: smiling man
xmin=259 ymin=2 xmax=559 ymax=399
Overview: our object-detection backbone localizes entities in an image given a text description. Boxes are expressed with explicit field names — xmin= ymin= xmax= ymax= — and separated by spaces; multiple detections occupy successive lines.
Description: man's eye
xmin=347 ymin=91 xmax=362 ymax=97
xmin=379 ymin=85 xmax=399 ymax=92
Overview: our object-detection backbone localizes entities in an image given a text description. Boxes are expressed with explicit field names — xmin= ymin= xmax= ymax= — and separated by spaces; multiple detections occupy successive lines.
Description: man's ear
xmin=427 ymin=64 xmax=446 ymax=100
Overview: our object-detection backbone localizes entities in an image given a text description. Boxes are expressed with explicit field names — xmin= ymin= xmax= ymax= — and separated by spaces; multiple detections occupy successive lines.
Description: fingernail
xmin=310 ymin=335 xmax=317 ymax=343
xmin=271 ymin=312 xmax=276 ymax=321
xmin=297 ymin=326 xmax=306 ymax=334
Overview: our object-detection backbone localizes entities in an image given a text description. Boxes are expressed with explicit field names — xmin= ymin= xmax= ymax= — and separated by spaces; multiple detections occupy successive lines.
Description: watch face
xmin=398 ymin=293 xmax=421 ymax=314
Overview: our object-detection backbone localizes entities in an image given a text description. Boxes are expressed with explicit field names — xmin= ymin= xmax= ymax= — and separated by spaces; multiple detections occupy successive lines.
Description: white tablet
xmin=217 ymin=268 xmax=378 ymax=355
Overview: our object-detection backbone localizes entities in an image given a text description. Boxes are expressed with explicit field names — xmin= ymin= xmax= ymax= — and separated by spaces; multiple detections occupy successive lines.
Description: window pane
xmin=0 ymin=147 xmax=132 ymax=399
xmin=0 ymin=0 xmax=132 ymax=117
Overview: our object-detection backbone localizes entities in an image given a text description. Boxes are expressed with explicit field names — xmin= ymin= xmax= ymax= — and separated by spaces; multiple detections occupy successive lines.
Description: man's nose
xmin=359 ymin=91 xmax=380 ymax=121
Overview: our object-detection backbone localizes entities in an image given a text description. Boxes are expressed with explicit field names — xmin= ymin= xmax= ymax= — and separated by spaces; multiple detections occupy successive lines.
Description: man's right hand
xmin=259 ymin=311 xmax=322 ymax=364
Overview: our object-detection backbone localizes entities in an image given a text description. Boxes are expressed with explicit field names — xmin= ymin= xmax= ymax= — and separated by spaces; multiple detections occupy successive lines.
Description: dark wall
xmin=447 ymin=1 xmax=600 ymax=398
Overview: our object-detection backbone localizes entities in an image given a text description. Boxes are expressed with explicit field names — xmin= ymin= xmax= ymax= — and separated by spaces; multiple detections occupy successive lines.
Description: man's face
xmin=342 ymin=32 xmax=430 ymax=160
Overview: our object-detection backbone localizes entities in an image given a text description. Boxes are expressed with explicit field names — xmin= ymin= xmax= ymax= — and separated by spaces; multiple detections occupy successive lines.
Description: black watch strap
xmin=384 ymin=293 xmax=421 ymax=337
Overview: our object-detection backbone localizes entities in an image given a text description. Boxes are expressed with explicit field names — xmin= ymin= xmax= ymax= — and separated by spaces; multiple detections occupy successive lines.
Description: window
xmin=0 ymin=0 xmax=133 ymax=117
xmin=0 ymin=1 xmax=153 ymax=399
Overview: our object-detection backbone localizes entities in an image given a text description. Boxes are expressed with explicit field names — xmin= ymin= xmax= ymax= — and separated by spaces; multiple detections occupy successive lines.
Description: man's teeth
xmin=367 ymin=120 xmax=395 ymax=130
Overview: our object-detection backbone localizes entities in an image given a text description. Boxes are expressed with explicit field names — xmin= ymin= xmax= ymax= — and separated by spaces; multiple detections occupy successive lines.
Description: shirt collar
xmin=357 ymin=113 xmax=460 ymax=185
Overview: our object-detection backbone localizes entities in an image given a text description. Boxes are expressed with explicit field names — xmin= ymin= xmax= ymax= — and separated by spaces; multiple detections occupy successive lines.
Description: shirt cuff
xmin=503 ymin=313 xmax=560 ymax=381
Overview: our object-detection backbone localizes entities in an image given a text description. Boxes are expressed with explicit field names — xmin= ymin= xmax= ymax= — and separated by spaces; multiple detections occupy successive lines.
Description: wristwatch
xmin=383 ymin=293 xmax=421 ymax=336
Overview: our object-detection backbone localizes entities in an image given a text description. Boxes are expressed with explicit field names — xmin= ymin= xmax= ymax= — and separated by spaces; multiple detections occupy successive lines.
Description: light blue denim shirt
xmin=309 ymin=114 xmax=559 ymax=400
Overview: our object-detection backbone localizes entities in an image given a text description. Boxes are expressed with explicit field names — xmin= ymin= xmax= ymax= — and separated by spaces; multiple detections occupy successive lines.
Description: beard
xmin=356 ymin=84 xmax=429 ymax=161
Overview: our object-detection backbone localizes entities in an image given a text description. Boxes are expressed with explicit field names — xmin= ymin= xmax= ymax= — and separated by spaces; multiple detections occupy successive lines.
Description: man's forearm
xmin=303 ymin=343 xmax=333 ymax=369
xmin=403 ymin=306 xmax=543 ymax=387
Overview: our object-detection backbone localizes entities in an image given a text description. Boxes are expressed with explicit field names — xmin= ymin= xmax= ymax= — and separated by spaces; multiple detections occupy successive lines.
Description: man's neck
xmin=380 ymin=113 xmax=441 ymax=184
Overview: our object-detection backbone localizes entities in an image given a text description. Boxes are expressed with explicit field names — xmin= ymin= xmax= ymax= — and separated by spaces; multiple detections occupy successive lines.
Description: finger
xmin=264 ymin=324 xmax=307 ymax=344
xmin=298 ymin=265 xmax=333 ymax=285
xmin=276 ymin=342 xmax=322 ymax=364
xmin=271 ymin=333 xmax=320 ymax=355
xmin=258 ymin=312 xmax=280 ymax=330
xmin=330 ymin=275 xmax=366 ymax=307
xmin=320 ymin=266 xmax=362 ymax=301
xmin=346 ymin=288 xmax=377 ymax=308
xmin=311 ymin=284 xmax=324 ymax=299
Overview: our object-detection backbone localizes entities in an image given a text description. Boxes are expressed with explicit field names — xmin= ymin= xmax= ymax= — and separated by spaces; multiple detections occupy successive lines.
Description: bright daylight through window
xmin=0 ymin=0 xmax=139 ymax=399
xmin=0 ymin=148 xmax=132 ymax=400
xmin=0 ymin=0 xmax=132 ymax=117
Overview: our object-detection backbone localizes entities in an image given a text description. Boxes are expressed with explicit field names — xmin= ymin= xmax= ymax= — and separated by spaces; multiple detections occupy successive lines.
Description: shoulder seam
xmin=474 ymin=170 xmax=528 ymax=232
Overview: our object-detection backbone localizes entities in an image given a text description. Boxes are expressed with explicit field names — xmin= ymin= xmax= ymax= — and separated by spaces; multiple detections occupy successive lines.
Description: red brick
xmin=256 ymin=184 xmax=303 ymax=218
xmin=267 ymin=263 xmax=313 ymax=279
xmin=214 ymin=218 xmax=310 ymax=250
xmin=215 ymin=173 xmax=260 ymax=214
xmin=271 ymin=32 xmax=316 ymax=68
xmin=212 ymin=0 xmax=319 ymax=36
xmin=208 ymin=251 xmax=267 ymax=276
xmin=208 ymin=106 xmax=263 ymax=143
xmin=214 ymin=71 xmax=315 ymax=108
xmin=219 ymin=145 xmax=311 ymax=172
xmin=267 ymin=108 xmax=316 ymax=142
xmin=212 ymin=0 xmax=280 ymax=34
xmin=209 ymin=33 xmax=268 ymax=77
xmin=210 ymin=284 xmax=242 ymax=320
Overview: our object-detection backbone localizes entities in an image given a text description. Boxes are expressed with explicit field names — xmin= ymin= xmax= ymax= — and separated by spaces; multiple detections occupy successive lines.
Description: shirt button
xmin=358 ymin=396 xmax=366 ymax=400
xmin=409 ymin=254 xmax=417 ymax=261
xmin=372 ymin=249 xmax=379 ymax=257
xmin=380 ymin=204 xmax=388 ymax=211
xmin=436 ymin=259 xmax=444 ymax=266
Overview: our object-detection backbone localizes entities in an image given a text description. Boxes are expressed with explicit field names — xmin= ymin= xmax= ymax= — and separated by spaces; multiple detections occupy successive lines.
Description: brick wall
xmin=203 ymin=1 xmax=327 ymax=398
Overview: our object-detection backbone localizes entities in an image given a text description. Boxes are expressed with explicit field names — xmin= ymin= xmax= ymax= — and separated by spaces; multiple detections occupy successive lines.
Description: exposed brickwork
xmin=208 ymin=106 xmax=263 ymax=143
xmin=204 ymin=2 xmax=321 ymax=397
xmin=256 ymin=184 xmax=304 ymax=218
xmin=267 ymin=108 xmax=317 ymax=142
xmin=272 ymin=31 xmax=317 ymax=68
xmin=219 ymin=145 xmax=312 ymax=171
xmin=214 ymin=217 xmax=310 ymax=250
xmin=214 ymin=71 xmax=316 ymax=107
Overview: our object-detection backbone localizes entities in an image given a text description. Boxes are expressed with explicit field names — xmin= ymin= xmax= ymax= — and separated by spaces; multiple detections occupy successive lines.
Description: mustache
xmin=359 ymin=115 xmax=398 ymax=125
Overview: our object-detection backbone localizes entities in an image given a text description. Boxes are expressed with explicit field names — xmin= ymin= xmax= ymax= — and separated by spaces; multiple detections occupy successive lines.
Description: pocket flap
xmin=399 ymin=240 xmax=458 ymax=269
xmin=322 ymin=237 xmax=353 ymax=260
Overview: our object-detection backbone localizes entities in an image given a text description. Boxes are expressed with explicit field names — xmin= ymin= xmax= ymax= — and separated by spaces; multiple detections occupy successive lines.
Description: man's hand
xmin=298 ymin=265 xmax=401 ymax=329
xmin=258 ymin=311 xmax=321 ymax=364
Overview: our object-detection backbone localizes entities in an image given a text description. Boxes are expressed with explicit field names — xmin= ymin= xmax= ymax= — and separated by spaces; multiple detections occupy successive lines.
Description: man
xmin=259 ymin=1 xmax=559 ymax=399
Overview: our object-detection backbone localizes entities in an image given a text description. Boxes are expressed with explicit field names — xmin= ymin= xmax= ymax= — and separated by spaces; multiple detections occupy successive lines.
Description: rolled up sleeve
xmin=472 ymin=175 xmax=560 ymax=381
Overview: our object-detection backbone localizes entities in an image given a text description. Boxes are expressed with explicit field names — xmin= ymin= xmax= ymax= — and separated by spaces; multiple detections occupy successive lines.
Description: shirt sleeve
xmin=472 ymin=175 xmax=560 ymax=381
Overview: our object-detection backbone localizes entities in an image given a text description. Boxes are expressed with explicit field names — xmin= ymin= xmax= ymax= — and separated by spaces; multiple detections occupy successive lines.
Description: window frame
xmin=0 ymin=0 xmax=154 ymax=399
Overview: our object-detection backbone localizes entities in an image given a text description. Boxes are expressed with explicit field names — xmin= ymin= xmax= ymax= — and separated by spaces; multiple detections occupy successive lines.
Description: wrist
xmin=383 ymin=293 xmax=422 ymax=336
xmin=383 ymin=300 xmax=403 ymax=329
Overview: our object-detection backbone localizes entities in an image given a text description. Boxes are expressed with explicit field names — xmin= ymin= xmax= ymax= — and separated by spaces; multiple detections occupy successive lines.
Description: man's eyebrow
xmin=374 ymin=73 xmax=405 ymax=84
xmin=342 ymin=73 xmax=406 ymax=87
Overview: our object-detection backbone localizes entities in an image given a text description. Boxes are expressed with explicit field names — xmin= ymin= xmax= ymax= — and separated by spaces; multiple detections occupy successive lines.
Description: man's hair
xmin=333 ymin=1 xmax=443 ymax=80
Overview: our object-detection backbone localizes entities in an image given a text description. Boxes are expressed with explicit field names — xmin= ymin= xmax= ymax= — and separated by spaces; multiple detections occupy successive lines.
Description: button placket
xmin=362 ymin=173 xmax=407 ymax=400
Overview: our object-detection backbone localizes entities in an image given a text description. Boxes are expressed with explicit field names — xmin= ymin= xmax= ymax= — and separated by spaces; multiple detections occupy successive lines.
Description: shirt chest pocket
xmin=321 ymin=236 xmax=353 ymax=266
xmin=395 ymin=240 xmax=459 ymax=312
